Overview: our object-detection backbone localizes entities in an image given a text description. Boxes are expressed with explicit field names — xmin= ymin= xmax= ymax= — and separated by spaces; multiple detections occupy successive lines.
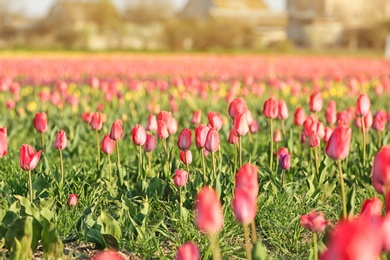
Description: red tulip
xmin=132 ymin=124 xmax=147 ymax=146
xmin=68 ymin=194 xmax=78 ymax=207
xmin=20 ymin=144 xmax=42 ymax=171
xmin=325 ymin=100 xmax=337 ymax=125
xmin=273 ymin=129 xmax=282 ymax=143
xmin=143 ymin=134 xmax=157 ymax=152
xmin=355 ymin=94 xmax=371 ymax=117
xmin=372 ymin=145 xmax=390 ymax=194
xmin=235 ymin=163 xmax=259 ymax=200
xmin=180 ymin=150 xmax=193 ymax=165
xmin=263 ymin=97 xmax=278 ymax=119
xmin=205 ymin=128 xmax=220 ymax=153
xmin=177 ymin=128 xmax=192 ymax=151
xmin=176 ymin=242 xmax=199 ymax=260
xmin=101 ymin=134 xmax=115 ymax=154
xmin=249 ymin=120 xmax=259 ymax=133
xmin=325 ymin=125 xmax=352 ymax=161
xmin=90 ymin=112 xmax=103 ymax=131
xmin=168 ymin=117 xmax=178 ymax=135
xmin=300 ymin=210 xmax=328 ymax=233
xmin=279 ymin=153 xmax=291 ymax=170
xmin=53 ymin=129 xmax=67 ymax=150
xmin=232 ymin=189 xmax=257 ymax=225
xmin=228 ymin=129 xmax=239 ymax=144
xmin=195 ymin=124 xmax=209 ymax=149
xmin=93 ymin=250 xmax=125 ymax=260
xmin=228 ymin=98 xmax=247 ymax=119
xmin=360 ymin=197 xmax=382 ymax=219
xmin=294 ymin=107 xmax=306 ymax=126
xmin=174 ymin=169 xmax=189 ymax=187
xmin=277 ymin=99 xmax=288 ymax=120
xmin=33 ymin=112 xmax=48 ymax=133
xmin=191 ymin=110 xmax=201 ymax=125
xmin=309 ymin=91 xmax=323 ymax=113
xmin=109 ymin=120 xmax=123 ymax=141
xmin=146 ymin=114 xmax=158 ymax=132
xmin=195 ymin=187 xmax=223 ymax=235
xmin=157 ymin=120 xmax=169 ymax=139
xmin=208 ymin=112 xmax=223 ymax=131
xmin=373 ymin=110 xmax=387 ymax=132
xmin=0 ymin=127 xmax=7 ymax=157
xmin=232 ymin=113 xmax=249 ymax=137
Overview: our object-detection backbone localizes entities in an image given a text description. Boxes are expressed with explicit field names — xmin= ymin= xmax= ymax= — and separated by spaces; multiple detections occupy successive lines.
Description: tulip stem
xmin=115 ymin=141 xmax=120 ymax=167
xmin=282 ymin=120 xmax=286 ymax=137
xmin=138 ymin=145 xmax=143 ymax=179
xmin=40 ymin=133 xmax=44 ymax=151
xmin=251 ymin=220 xmax=257 ymax=243
xmin=186 ymin=162 xmax=190 ymax=175
xmin=270 ymin=118 xmax=274 ymax=171
xmin=179 ymin=186 xmax=183 ymax=218
xmin=239 ymin=136 xmax=243 ymax=168
xmin=59 ymin=149 xmax=64 ymax=185
xmin=201 ymin=149 xmax=206 ymax=183
xmin=313 ymin=232 xmax=318 ymax=260
xmin=337 ymin=160 xmax=347 ymax=219
xmin=361 ymin=117 xmax=366 ymax=166
xmin=95 ymin=130 xmax=100 ymax=170
xmin=234 ymin=144 xmax=237 ymax=174
xmin=28 ymin=170 xmax=33 ymax=203
xmin=148 ymin=152 xmax=152 ymax=173
xmin=108 ymin=154 xmax=112 ymax=184
xmin=243 ymin=225 xmax=252 ymax=260
xmin=281 ymin=169 xmax=285 ymax=188
xmin=313 ymin=147 xmax=319 ymax=177
xmin=209 ymin=234 xmax=221 ymax=260
xmin=212 ymin=151 xmax=217 ymax=180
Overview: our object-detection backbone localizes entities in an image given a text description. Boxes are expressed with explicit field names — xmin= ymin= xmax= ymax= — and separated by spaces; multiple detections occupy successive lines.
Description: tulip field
xmin=2 ymin=54 xmax=390 ymax=259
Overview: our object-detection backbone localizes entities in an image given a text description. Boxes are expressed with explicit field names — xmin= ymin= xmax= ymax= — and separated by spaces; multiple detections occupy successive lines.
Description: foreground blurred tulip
xmin=68 ymin=194 xmax=78 ymax=207
xmin=263 ymin=97 xmax=278 ymax=171
xmin=325 ymin=125 xmax=352 ymax=219
xmin=208 ymin=112 xmax=223 ymax=131
xmin=33 ymin=112 xmax=48 ymax=149
xmin=309 ymin=91 xmax=323 ymax=113
xmin=54 ymin=130 xmax=67 ymax=185
xmin=195 ymin=187 xmax=223 ymax=259
xmin=360 ymin=197 xmax=382 ymax=218
xmin=90 ymin=112 xmax=103 ymax=169
xmin=205 ymin=128 xmax=220 ymax=179
xmin=191 ymin=110 xmax=201 ymax=125
xmin=20 ymin=144 xmax=42 ymax=203
xmin=176 ymin=242 xmax=199 ymax=260
xmin=178 ymin=128 xmax=192 ymax=151
xmin=101 ymin=134 xmax=115 ymax=183
xmin=0 ymin=127 xmax=7 ymax=158
xmin=109 ymin=120 xmax=123 ymax=167
xmin=93 ymin=250 xmax=125 ymax=260
xmin=372 ymin=145 xmax=390 ymax=211
xmin=300 ymin=210 xmax=328 ymax=260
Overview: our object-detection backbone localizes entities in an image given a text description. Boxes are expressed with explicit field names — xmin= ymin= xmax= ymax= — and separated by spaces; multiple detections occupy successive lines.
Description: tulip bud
xmin=208 ymin=112 xmax=223 ymax=131
xmin=279 ymin=153 xmax=291 ymax=170
xmin=294 ymin=107 xmax=306 ymax=126
xmin=109 ymin=120 xmax=123 ymax=141
xmin=90 ymin=112 xmax=102 ymax=131
xmin=277 ymin=147 xmax=289 ymax=160
xmin=81 ymin=112 xmax=93 ymax=124
xmin=355 ymin=94 xmax=371 ymax=117
xmin=157 ymin=111 xmax=172 ymax=126
xmin=325 ymin=125 xmax=352 ymax=161
xmin=176 ymin=242 xmax=199 ymax=260
xmin=174 ymin=169 xmax=189 ymax=187
xmin=205 ymin=128 xmax=220 ymax=153
xmin=195 ymin=187 xmax=223 ymax=235
xmin=53 ymin=129 xmax=67 ymax=150
xmin=177 ymin=128 xmax=192 ymax=151
xmin=235 ymin=163 xmax=258 ymax=200
xmin=373 ymin=110 xmax=387 ymax=132
xmin=273 ymin=129 xmax=282 ymax=143
xmin=232 ymin=189 xmax=257 ymax=225
xmin=68 ymin=194 xmax=78 ymax=206
xmin=195 ymin=124 xmax=209 ymax=149
xmin=0 ymin=127 xmax=7 ymax=157
xmin=263 ymin=97 xmax=278 ymax=119
xmin=309 ymin=91 xmax=323 ymax=113
xmin=249 ymin=120 xmax=259 ymax=134
xmin=300 ymin=210 xmax=328 ymax=233
xmin=157 ymin=120 xmax=169 ymax=139
xmin=232 ymin=113 xmax=249 ymax=137
xmin=180 ymin=150 xmax=192 ymax=165
xmin=228 ymin=98 xmax=247 ymax=119
xmin=372 ymin=145 xmax=390 ymax=194
xmin=132 ymin=124 xmax=147 ymax=146
xmin=146 ymin=114 xmax=158 ymax=132
xmin=33 ymin=112 xmax=48 ymax=133
xmin=20 ymin=144 xmax=42 ymax=171
xmin=101 ymin=134 xmax=115 ymax=154
xmin=191 ymin=110 xmax=201 ymax=125
xmin=168 ymin=117 xmax=178 ymax=135
xmin=228 ymin=129 xmax=239 ymax=145
xmin=143 ymin=134 xmax=157 ymax=152
xmin=277 ymin=99 xmax=288 ymax=120
xmin=323 ymin=127 xmax=333 ymax=143
xmin=325 ymin=100 xmax=337 ymax=125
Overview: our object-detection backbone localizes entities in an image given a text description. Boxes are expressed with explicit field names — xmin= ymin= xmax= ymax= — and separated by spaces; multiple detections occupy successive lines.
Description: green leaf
xmin=14 ymin=195 xmax=40 ymax=221
xmin=41 ymin=218 xmax=64 ymax=259
xmin=97 ymin=211 xmax=122 ymax=249
xmin=252 ymin=240 xmax=268 ymax=260
xmin=86 ymin=228 xmax=105 ymax=249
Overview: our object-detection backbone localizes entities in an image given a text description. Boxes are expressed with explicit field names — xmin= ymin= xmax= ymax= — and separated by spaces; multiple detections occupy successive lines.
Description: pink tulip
xmin=90 ymin=112 xmax=103 ymax=131
xmin=195 ymin=124 xmax=209 ymax=149
xmin=360 ymin=197 xmax=382 ymax=219
xmin=309 ymin=91 xmax=323 ymax=113
xmin=157 ymin=111 xmax=172 ymax=126
xmin=168 ymin=117 xmax=178 ymax=135
xmin=294 ymin=107 xmax=306 ymax=126
xmin=249 ymin=121 xmax=259 ymax=133
xmin=232 ymin=189 xmax=257 ymax=225
xmin=180 ymin=150 xmax=192 ymax=165
xmin=325 ymin=100 xmax=337 ymax=125
xmin=273 ymin=129 xmax=282 ymax=143
xmin=68 ymin=194 xmax=78 ymax=206
xmin=300 ymin=210 xmax=328 ymax=233
xmin=176 ymin=242 xmax=199 ymax=260
xmin=20 ymin=144 xmax=42 ymax=171
xmin=325 ymin=125 xmax=352 ymax=161
xmin=109 ymin=120 xmax=123 ymax=141
xmin=157 ymin=120 xmax=169 ymax=139
xmin=0 ymin=127 xmax=7 ymax=157
xmin=355 ymin=94 xmax=371 ymax=117
xmin=53 ymin=130 xmax=67 ymax=150
xmin=235 ymin=163 xmax=259 ymax=200
xmin=146 ymin=114 xmax=158 ymax=132
xmin=33 ymin=112 xmax=48 ymax=133
xmin=263 ymin=97 xmax=278 ymax=119
xmin=208 ymin=112 xmax=223 ymax=131
xmin=323 ymin=127 xmax=333 ymax=143
xmin=101 ymin=135 xmax=115 ymax=154
xmin=232 ymin=113 xmax=249 ymax=137
xmin=228 ymin=98 xmax=247 ymax=119
xmin=205 ymin=128 xmax=220 ymax=153
xmin=372 ymin=145 xmax=390 ymax=194
xmin=177 ymin=128 xmax=192 ymax=151
xmin=191 ymin=110 xmax=201 ymax=125
xmin=93 ymin=250 xmax=125 ymax=260
xmin=373 ymin=110 xmax=387 ymax=132
xmin=277 ymin=99 xmax=288 ymax=120
xmin=143 ymin=134 xmax=157 ymax=152
xmin=174 ymin=169 xmax=189 ymax=187
xmin=132 ymin=124 xmax=147 ymax=146
xmin=195 ymin=187 xmax=223 ymax=235
xmin=228 ymin=129 xmax=239 ymax=144
xmin=279 ymin=153 xmax=291 ymax=170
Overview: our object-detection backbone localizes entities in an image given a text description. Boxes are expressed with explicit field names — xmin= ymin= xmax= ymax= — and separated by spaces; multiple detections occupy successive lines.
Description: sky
xmin=13 ymin=0 xmax=286 ymax=18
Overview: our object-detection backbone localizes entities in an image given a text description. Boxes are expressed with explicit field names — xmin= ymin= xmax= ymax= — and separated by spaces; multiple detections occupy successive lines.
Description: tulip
xmin=168 ymin=117 xmax=178 ymax=135
xmin=355 ymin=94 xmax=371 ymax=117
xmin=176 ymin=242 xmax=199 ymax=260
xmin=205 ymin=128 xmax=220 ymax=180
xmin=191 ymin=110 xmax=201 ymax=125
xmin=20 ymin=144 xmax=42 ymax=203
xmin=263 ymin=97 xmax=278 ymax=171
xmin=300 ymin=210 xmax=328 ymax=260
xmin=228 ymin=129 xmax=239 ymax=145
xmin=294 ymin=107 xmax=306 ymax=126
xmin=325 ymin=125 xmax=352 ymax=219
xmin=157 ymin=120 xmax=169 ymax=139
xmin=195 ymin=187 xmax=223 ymax=259
xmin=33 ymin=112 xmax=48 ymax=149
xmin=372 ymin=145 xmax=390 ymax=212
xmin=360 ymin=197 xmax=382 ymax=219
xmin=93 ymin=250 xmax=125 ymax=260
xmin=81 ymin=112 xmax=93 ymax=124
xmin=323 ymin=127 xmax=333 ymax=143
xmin=273 ymin=129 xmax=282 ymax=143
xmin=228 ymin=98 xmax=247 ymax=119
xmin=157 ymin=110 xmax=172 ymax=126
xmin=143 ymin=134 xmax=157 ymax=172
xmin=109 ymin=120 xmax=123 ymax=167
xmin=54 ymin=130 xmax=67 ymax=184
xmin=195 ymin=124 xmax=210 ymax=181
xmin=309 ymin=91 xmax=323 ymax=113
xmin=174 ymin=169 xmax=188 ymax=187
xmin=68 ymin=194 xmax=78 ymax=207
xmin=249 ymin=120 xmax=259 ymax=133
xmin=0 ymin=127 xmax=7 ymax=158
xmin=232 ymin=113 xmax=249 ymax=167
xmin=180 ymin=150 xmax=192 ymax=166
xmin=177 ymin=128 xmax=192 ymax=151
xmin=278 ymin=99 xmax=288 ymax=135
xmin=373 ymin=110 xmax=387 ymax=147
xmin=101 ymin=134 xmax=115 ymax=183
xmin=146 ymin=114 xmax=158 ymax=132
xmin=132 ymin=124 xmax=147 ymax=177
xmin=208 ymin=112 xmax=223 ymax=131
xmin=325 ymin=100 xmax=337 ymax=125
xmin=90 ymin=112 xmax=103 ymax=169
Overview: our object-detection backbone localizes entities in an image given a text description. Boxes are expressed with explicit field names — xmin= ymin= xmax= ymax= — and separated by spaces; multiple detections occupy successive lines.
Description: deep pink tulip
xmin=168 ymin=117 xmax=178 ymax=135
xmin=277 ymin=147 xmax=289 ymax=160
xmin=180 ymin=150 xmax=192 ymax=165
xmin=294 ymin=107 xmax=306 ymax=126
xmin=0 ymin=127 xmax=7 ymax=157
xmin=146 ymin=114 xmax=158 ymax=132
xmin=373 ymin=110 xmax=387 ymax=132
xmin=90 ymin=112 xmax=103 ymax=131
xmin=53 ymin=130 xmax=67 ymax=150
xmin=195 ymin=187 xmax=223 ymax=235
xmin=143 ymin=134 xmax=157 ymax=152
xmin=228 ymin=129 xmax=239 ymax=144
xmin=360 ymin=197 xmax=382 ymax=219
xmin=235 ymin=163 xmax=259 ymax=200
xmin=309 ymin=91 xmax=323 ymax=113
xmin=279 ymin=153 xmax=291 ymax=170
xmin=355 ymin=94 xmax=371 ymax=117
xmin=191 ymin=110 xmax=201 ymax=125
xmin=249 ymin=120 xmax=259 ymax=133
xmin=174 ymin=169 xmax=189 ymax=187
xmin=372 ymin=145 xmax=390 ymax=194
xmin=176 ymin=242 xmax=199 ymax=260
xmin=307 ymin=133 xmax=320 ymax=148
xmin=101 ymin=134 xmax=115 ymax=154
xmin=263 ymin=97 xmax=278 ymax=119
xmin=300 ymin=210 xmax=328 ymax=233
xmin=232 ymin=189 xmax=257 ymax=225
xmin=177 ymin=128 xmax=192 ymax=151
xmin=109 ymin=120 xmax=123 ymax=141
xmin=132 ymin=124 xmax=147 ymax=146
xmin=205 ymin=128 xmax=220 ymax=153
xmin=228 ymin=98 xmax=247 ymax=119
xmin=277 ymin=99 xmax=288 ymax=120
xmin=325 ymin=100 xmax=337 ymax=125
xmin=208 ymin=112 xmax=223 ymax=131
xmin=33 ymin=112 xmax=48 ymax=133
xmin=68 ymin=194 xmax=78 ymax=206
xmin=232 ymin=113 xmax=249 ymax=137
xmin=195 ymin=124 xmax=209 ymax=149
xmin=157 ymin=120 xmax=169 ymax=139
xmin=325 ymin=125 xmax=352 ymax=161
xmin=20 ymin=144 xmax=42 ymax=171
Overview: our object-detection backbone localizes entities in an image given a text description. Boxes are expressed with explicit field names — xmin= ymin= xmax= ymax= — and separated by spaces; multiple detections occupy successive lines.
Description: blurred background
xmin=1 ymin=0 xmax=390 ymax=53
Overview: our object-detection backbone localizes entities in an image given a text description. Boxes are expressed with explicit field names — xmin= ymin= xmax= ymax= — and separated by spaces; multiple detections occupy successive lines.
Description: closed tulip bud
xmin=228 ymin=98 xmax=247 ymax=119
xmin=205 ymin=128 xmax=220 ymax=153
xmin=191 ymin=110 xmax=201 ymax=125
xmin=20 ymin=144 xmax=42 ymax=171
xmin=337 ymin=111 xmax=349 ymax=126
xmin=277 ymin=147 xmax=289 ymax=160
xmin=208 ymin=112 xmax=223 ymax=131
xmin=273 ymin=129 xmax=282 ymax=143
xmin=195 ymin=187 xmax=223 ymax=235
xmin=178 ymin=128 xmax=192 ymax=151
xmin=303 ymin=115 xmax=318 ymax=136
xmin=228 ymin=129 xmax=239 ymax=144
xmin=33 ymin=112 xmax=48 ymax=133
xmin=300 ymin=210 xmax=328 ymax=233
xmin=245 ymin=109 xmax=254 ymax=125
xmin=263 ymin=97 xmax=278 ymax=119
xmin=0 ymin=127 xmax=7 ymax=157
xmin=317 ymin=122 xmax=325 ymax=139
xmin=373 ymin=110 xmax=387 ymax=132
xmin=355 ymin=94 xmax=371 ymax=117
xmin=294 ymin=107 xmax=306 ymax=126
xmin=81 ymin=112 xmax=93 ymax=124
xmin=307 ymin=133 xmax=320 ymax=147
xmin=109 ymin=120 xmax=123 ymax=140
xmin=132 ymin=124 xmax=147 ymax=146
xmin=53 ymin=130 xmax=67 ymax=150
xmin=180 ymin=150 xmax=192 ymax=165
xmin=249 ymin=120 xmax=259 ymax=133
xmin=309 ymin=91 xmax=323 ymax=112
xmin=157 ymin=120 xmax=169 ymax=139
xmin=143 ymin=134 xmax=157 ymax=152
xmin=323 ymin=127 xmax=333 ymax=143
xmin=168 ymin=117 xmax=178 ymax=135
xmin=174 ymin=169 xmax=189 ymax=187
xmin=235 ymin=163 xmax=259 ymax=200
xmin=68 ymin=194 xmax=78 ymax=206
xmin=277 ymin=99 xmax=289 ymax=120
xmin=232 ymin=113 xmax=249 ymax=137
xmin=325 ymin=125 xmax=352 ymax=161
xmin=232 ymin=189 xmax=257 ymax=225
xmin=195 ymin=124 xmax=209 ymax=149
xmin=146 ymin=114 xmax=158 ymax=132
xmin=101 ymin=135 xmax=115 ymax=154
xmin=90 ymin=112 xmax=102 ymax=131
xmin=157 ymin=111 xmax=172 ymax=126
xmin=325 ymin=100 xmax=337 ymax=125
xmin=176 ymin=242 xmax=199 ymax=260
xmin=364 ymin=110 xmax=373 ymax=131
xmin=279 ymin=153 xmax=291 ymax=170
xmin=372 ymin=145 xmax=390 ymax=194
xmin=300 ymin=131 xmax=306 ymax=144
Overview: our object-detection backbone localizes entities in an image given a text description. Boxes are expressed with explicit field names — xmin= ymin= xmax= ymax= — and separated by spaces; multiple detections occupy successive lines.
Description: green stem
xmin=281 ymin=169 xmax=285 ymax=188
xmin=239 ymin=136 xmax=242 ymax=168
xmin=138 ymin=145 xmax=143 ymax=179
xmin=186 ymin=162 xmax=190 ymax=175
xmin=148 ymin=152 xmax=152 ymax=174
xmin=212 ymin=151 xmax=217 ymax=180
xmin=234 ymin=144 xmax=237 ymax=173
xmin=243 ymin=225 xmax=252 ymax=260
xmin=270 ymin=118 xmax=273 ymax=171
xmin=115 ymin=141 xmax=120 ymax=167
xmin=201 ymin=149 xmax=206 ymax=183
xmin=361 ymin=117 xmax=366 ymax=166
xmin=337 ymin=160 xmax=347 ymax=219
xmin=313 ymin=147 xmax=319 ymax=176
xmin=251 ymin=221 xmax=257 ymax=243
xmin=179 ymin=186 xmax=182 ymax=218
xmin=282 ymin=119 xmax=286 ymax=137
xmin=40 ymin=132 xmax=44 ymax=151
xmin=28 ymin=170 xmax=33 ymax=203
xmin=108 ymin=154 xmax=112 ymax=184
xmin=60 ymin=149 xmax=64 ymax=185
xmin=95 ymin=130 xmax=100 ymax=170
xmin=209 ymin=234 xmax=221 ymax=260
xmin=313 ymin=232 xmax=318 ymax=260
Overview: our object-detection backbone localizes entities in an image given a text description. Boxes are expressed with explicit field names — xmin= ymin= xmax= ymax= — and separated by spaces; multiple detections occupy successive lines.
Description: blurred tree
xmin=123 ymin=0 xmax=174 ymax=24
xmin=90 ymin=0 xmax=122 ymax=32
